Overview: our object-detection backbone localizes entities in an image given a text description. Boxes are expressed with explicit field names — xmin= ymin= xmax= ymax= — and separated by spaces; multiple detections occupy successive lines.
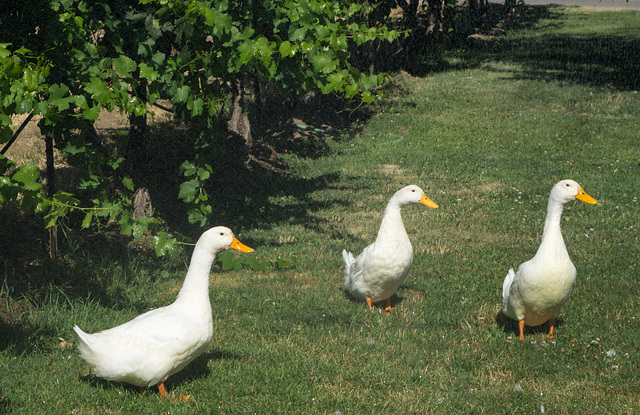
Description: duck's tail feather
xmin=73 ymin=325 xmax=97 ymax=362
xmin=502 ymin=268 xmax=516 ymax=311
xmin=342 ymin=249 xmax=355 ymax=287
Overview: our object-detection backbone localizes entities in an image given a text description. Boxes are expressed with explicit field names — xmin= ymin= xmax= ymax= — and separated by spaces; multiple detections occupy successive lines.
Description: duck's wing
xmin=342 ymin=243 xmax=377 ymax=289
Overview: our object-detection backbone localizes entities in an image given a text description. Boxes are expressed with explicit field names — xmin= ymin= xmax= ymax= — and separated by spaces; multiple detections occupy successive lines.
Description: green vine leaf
xmin=113 ymin=55 xmax=137 ymax=77
xmin=153 ymin=231 xmax=177 ymax=257
xmin=178 ymin=179 xmax=199 ymax=203
xmin=12 ymin=164 xmax=40 ymax=185
xmin=0 ymin=0 xmax=400 ymax=257
xmin=81 ymin=211 xmax=93 ymax=229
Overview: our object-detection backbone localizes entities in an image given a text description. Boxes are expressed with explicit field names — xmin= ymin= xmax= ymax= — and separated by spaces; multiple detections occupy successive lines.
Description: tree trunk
xmin=127 ymin=75 xmax=151 ymax=218
xmin=132 ymin=187 xmax=151 ymax=219
xmin=227 ymin=76 xmax=253 ymax=147
xmin=426 ymin=0 xmax=444 ymax=37
xmin=44 ymin=134 xmax=57 ymax=260
xmin=226 ymin=76 xmax=253 ymax=166
xmin=505 ymin=0 xmax=517 ymax=13
xmin=128 ymin=75 xmax=149 ymax=164
xmin=398 ymin=0 xmax=420 ymax=27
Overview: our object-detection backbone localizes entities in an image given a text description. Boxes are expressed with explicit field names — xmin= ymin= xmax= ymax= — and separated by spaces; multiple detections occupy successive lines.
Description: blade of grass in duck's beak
xmin=419 ymin=194 xmax=439 ymax=209
xmin=575 ymin=188 xmax=597 ymax=205
xmin=229 ymin=236 xmax=254 ymax=253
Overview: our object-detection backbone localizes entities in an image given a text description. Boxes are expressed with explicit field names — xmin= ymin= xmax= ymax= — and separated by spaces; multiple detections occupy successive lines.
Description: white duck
xmin=74 ymin=226 xmax=253 ymax=398
xmin=342 ymin=185 xmax=439 ymax=312
xmin=502 ymin=180 xmax=597 ymax=340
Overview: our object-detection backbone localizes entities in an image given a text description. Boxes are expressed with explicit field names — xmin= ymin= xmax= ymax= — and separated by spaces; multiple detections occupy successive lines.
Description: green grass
xmin=2 ymin=5 xmax=640 ymax=414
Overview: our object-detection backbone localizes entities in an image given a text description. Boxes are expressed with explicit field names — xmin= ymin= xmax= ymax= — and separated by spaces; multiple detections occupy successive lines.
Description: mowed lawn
xmin=1 ymin=5 xmax=639 ymax=414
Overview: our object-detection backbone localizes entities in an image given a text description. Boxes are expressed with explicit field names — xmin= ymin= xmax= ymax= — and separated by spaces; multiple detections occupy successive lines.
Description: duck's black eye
xmin=220 ymin=232 xmax=225 ymax=236
xmin=411 ymin=189 xmax=416 ymax=192
xmin=565 ymin=183 xmax=570 ymax=187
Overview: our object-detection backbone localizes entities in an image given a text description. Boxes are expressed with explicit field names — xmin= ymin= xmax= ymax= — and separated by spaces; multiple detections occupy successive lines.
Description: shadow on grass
xmin=495 ymin=310 xmax=563 ymax=339
xmin=0 ymin=159 xmax=370 ymax=354
xmin=104 ymin=91 xmax=370 ymax=240
xmin=453 ymin=5 xmax=640 ymax=91
xmin=0 ymin=93 xmax=365 ymax=354
xmin=0 ymin=394 xmax=8 ymax=414
xmin=0 ymin=206 xmax=181 ymax=353
xmin=342 ymin=290 xmax=406 ymax=313
xmin=77 ymin=349 xmax=240 ymax=397
xmin=168 ymin=349 xmax=241 ymax=387
xmin=402 ymin=4 xmax=640 ymax=91
xmin=479 ymin=31 xmax=640 ymax=90
xmin=369 ymin=3 xmax=562 ymax=76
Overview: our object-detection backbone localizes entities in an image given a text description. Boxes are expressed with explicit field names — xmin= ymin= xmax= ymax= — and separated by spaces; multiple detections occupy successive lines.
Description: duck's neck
xmin=176 ymin=246 xmax=215 ymax=303
xmin=375 ymin=199 xmax=408 ymax=244
xmin=535 ymin=198 xmax=568 ymax=259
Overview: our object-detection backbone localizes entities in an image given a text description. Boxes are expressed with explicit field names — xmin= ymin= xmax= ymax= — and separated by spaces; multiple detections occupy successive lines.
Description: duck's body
xmin=502 ymin=180 xmax=597 ymax=340
xmin=343 ymin=185 xmax=438 ymax=312
xmin=74 ymin=226 xmax=253 ymax=397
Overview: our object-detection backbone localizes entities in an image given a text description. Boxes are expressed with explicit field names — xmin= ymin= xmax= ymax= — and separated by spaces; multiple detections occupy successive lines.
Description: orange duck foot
xmin=546 ymin=318 xmax=556 ymax=339
xmin=157 ymin=382 xmax=168 ymax=398
xmin=157 ymin=382 xmax=191 ymax=402
xmin=518 ymin=320 xmax=525 ymax=341
xmin=366 ymin=297 xmax=374 ymax=312
xmin=384 ymin=298 xmax=395 ymax=312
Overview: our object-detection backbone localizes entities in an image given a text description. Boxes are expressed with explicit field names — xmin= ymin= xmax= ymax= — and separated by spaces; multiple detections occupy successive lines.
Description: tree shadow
xmin=0 ymin=203 xmax=188 ymax=353
xmin=0 ymin=104 xmax=365 ymax=353
xmin=91 ymin=89 xmax=371 ymax=241
xmin=490 ymin=32 xmax=640 ymax=90
xmin=354 ymin=3 xmax=560 ymax=76
xmin=0 ymin=317 xmax=27 ymax=353
xmin=255 ymin=90 xmax=369 ymax=160
xmin=447 ymin=4 xmax=639 ymax=91
xmin=371 ymin=3 xmax=639 ymax=92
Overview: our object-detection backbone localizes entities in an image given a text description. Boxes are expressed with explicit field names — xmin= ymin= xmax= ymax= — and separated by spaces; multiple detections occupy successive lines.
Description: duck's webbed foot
xmin=546 ymin=318 xmax=556 ymax=339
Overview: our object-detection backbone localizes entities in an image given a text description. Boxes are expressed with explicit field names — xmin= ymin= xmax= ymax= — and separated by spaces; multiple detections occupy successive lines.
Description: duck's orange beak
xmin=419 ymin=194 xmax=439 ymax=209
xmin=575 ymin=188 xmax=597 ymax=204
xmin=229 ymin=236 xmax=254 ymax=253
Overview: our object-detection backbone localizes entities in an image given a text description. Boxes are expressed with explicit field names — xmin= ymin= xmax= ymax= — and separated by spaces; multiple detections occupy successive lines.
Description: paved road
xmin=490 ymin=0 xmax=640 ymax=9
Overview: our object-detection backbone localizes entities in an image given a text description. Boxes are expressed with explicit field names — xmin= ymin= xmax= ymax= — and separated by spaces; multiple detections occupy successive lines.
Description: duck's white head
xmin=199 ymin=226 xmax=254 ymax=255
xmin=551 ymin=180 xmax=598 ymax=205
xmin=394 ymin=185 xmax=439 ymax=209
